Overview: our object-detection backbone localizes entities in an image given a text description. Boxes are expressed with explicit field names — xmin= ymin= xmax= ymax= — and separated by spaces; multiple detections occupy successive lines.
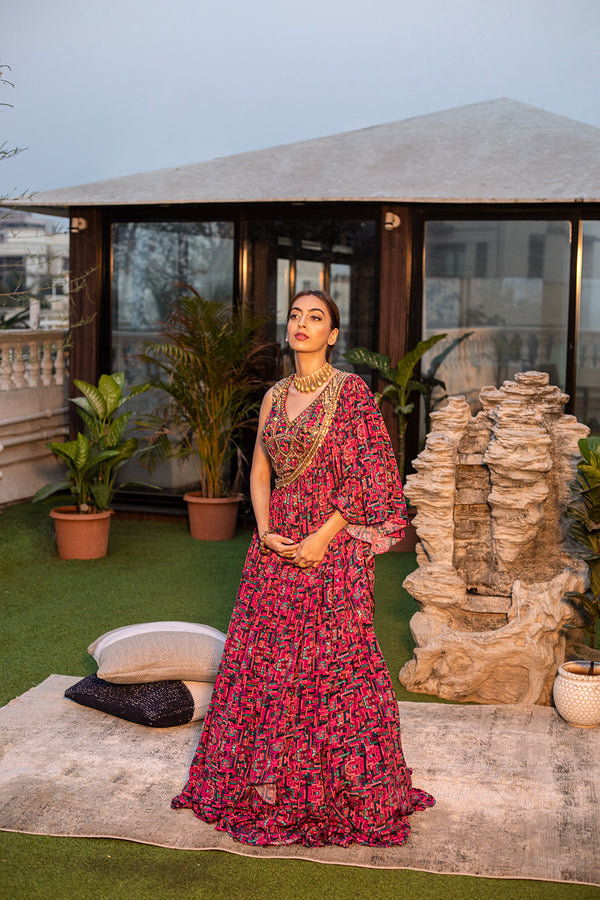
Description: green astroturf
xmin=1 ymin=503 xmax=597 ymax=900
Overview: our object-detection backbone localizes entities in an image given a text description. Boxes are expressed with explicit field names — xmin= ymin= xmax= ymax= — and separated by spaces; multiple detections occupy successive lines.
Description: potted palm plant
xmin=33 ymin=372 xmax=144 ymax=559
xmin=138 ymin=289 xmax=268 ymax=540
xmin=553 ymin=435 xmax=600 ymax=727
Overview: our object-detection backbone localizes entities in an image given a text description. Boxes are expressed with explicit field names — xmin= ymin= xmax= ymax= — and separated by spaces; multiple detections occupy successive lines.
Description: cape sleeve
xmin=331 ymin=375 xmax=408 ymax=554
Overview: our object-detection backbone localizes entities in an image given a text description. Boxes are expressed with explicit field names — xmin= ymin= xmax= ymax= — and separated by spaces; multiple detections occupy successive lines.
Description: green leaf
xmin=98 ymin=374 xmax=122 ymax=417
xmin=73 ymin=379 xmax=107 ymax=419
xmin=47 ymin=439 xmax=79 ymax=465
xmin=564 ymin=591 xmax=592 ymax=604
xmin=344 ymin=347 xmax=394 ymax=381
xmin=581 ymin=485 xmax=600 ymax=512
xmin=32 ymin=481 xmax=72 ymax=503
xmin=112 ymin=436 xmax=138 ymax=464
xmin=84 ymin=448 xmax=122 ymax=469
xmin=129 ymin=382 xmax=151 ymax=397
xmin=581 ymin=595 xmax=600 ymax=616
xmin=70 ymin=402 xmax=96 ymax=431
xmin=49 ymin=435 xmax=91 ymax=471
xmin=90 ymin=482 xmax=111 ymax=510
xmin=393 ymin=334 xmax=447 ymax=391
xmin=110 ymin=372 xmax=126 ymax=392
xmin=590 ymin=567 xmax=600 ymax=598
xmin=579 ymin=438 xmax=592 ymax=463
xmin=379 ymin=383 xmax=399 ymax=399
xmin=406 ymin=380 xmax=429 ymax=396
xmin=119 ymin=479 xmax=161 ymax=492
xmin=570 ymin=521 xmax=597 ymax=551
xmin=69 ymin=395 xmax=95 ymax=417
xmin=73 ymin=432 xmax=90 ymax=469
xmin=105 ymin=413 xmax=130 ymax=447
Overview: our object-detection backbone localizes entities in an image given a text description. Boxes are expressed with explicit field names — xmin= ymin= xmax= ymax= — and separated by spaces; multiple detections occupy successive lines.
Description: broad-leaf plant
xmin=34 ymin=373 xmax=146 ymax=512
xmin=564 ymin=435 xmax=600 ymax=675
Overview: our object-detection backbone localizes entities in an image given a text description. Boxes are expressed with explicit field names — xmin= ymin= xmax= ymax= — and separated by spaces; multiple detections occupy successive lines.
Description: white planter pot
xmin=553 ymin=660 xmax=600 ymax=728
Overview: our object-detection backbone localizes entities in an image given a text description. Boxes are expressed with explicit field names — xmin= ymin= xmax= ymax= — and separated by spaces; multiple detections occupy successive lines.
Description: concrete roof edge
xmin=3 ymin=197 xmax=600 ymax=217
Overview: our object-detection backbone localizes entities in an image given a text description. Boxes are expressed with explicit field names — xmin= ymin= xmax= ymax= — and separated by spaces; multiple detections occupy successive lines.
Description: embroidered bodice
xmin=261 ymin=372 xmax=349 ymax=488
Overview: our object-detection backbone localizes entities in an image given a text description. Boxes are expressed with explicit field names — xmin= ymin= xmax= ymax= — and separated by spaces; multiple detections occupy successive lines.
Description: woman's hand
xmin=291 ymin=530 xmax=331 ymax=569
xmin=291 ymin=511 xmax=348 ymax=569
xmin=263 ymin=533 xmax=298 ymax=559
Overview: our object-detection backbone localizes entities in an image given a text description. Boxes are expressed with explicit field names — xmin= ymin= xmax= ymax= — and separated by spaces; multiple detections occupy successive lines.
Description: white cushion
xmin=88 ymin=621 xmax=227 ymax=684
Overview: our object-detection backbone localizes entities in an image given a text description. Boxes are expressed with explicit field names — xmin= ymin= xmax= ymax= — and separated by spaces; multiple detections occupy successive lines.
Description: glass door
xmin=575 ymin=220 xmax=600 ymax=430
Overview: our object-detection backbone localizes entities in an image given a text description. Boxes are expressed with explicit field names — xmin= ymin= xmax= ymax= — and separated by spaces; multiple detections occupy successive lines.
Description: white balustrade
xmin=0 ymin=330 xmax=68 ymax=392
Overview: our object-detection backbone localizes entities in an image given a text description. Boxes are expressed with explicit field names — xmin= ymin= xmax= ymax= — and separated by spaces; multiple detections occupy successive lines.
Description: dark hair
xmin=287 ymin=289 xmax=340 ymax=361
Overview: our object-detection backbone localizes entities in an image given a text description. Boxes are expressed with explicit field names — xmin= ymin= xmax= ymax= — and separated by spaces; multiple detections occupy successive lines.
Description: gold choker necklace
xmin=293 ymin=362 xmax=333 ymax=393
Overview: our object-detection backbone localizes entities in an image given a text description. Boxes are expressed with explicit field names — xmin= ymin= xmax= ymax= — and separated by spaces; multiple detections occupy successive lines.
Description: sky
xmin=2 ymin=0 xmax=600 ymax=197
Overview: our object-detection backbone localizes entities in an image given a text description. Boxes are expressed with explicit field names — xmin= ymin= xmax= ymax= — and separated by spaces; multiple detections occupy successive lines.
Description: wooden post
xmin=378 ymin=206 xmax=413 ymax=457
xmin=68 ymin=207 xmax=103 ymax=431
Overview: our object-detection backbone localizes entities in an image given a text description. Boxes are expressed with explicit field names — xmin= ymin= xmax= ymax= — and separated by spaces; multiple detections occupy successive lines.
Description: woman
xmin=172 ymin=289 xmax=435 ymax=846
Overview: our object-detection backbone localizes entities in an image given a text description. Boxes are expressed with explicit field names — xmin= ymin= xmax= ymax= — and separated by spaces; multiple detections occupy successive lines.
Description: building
xmin=5 ymin=97 xmax=600 ymax=500
xmin=0 ymin=212 xmax=69 ymax=505
xmin=0 ymin=211 xmax=69 ymax=328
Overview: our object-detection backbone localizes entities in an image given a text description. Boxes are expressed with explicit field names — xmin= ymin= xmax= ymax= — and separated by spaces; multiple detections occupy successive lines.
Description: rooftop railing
xmin=0 ymin=329 xmax=68 ymax=391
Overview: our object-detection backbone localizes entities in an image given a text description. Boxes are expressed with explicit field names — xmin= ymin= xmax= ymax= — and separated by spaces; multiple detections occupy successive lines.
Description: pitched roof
xmin=9 ymin=99 xmax=600 ymax=215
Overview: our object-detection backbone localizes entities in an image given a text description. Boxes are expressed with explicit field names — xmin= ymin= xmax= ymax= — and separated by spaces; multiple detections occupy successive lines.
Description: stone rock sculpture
xmin=400 ymin=371 xmax=589 ymax=705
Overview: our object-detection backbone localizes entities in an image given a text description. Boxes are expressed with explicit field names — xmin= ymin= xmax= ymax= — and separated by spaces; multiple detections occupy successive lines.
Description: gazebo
xmin=9 ymin=97 xmax=600 ymax=499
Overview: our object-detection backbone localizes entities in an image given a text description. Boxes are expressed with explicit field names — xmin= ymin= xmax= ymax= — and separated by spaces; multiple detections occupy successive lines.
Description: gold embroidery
xmin=271 ymin=372 xmax=349 ymax=489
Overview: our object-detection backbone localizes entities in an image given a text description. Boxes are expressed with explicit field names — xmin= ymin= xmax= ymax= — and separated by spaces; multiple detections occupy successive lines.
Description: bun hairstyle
xmin=288 ymin=290 xmax=340 ymax=361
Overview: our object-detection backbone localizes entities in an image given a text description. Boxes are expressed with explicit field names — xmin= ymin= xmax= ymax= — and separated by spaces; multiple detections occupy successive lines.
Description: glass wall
xmin=247 ymin=219 xmax=376 ymax=375
xmin=575 ymin=221 xmax=600 ymax=431
xmin=110 ymin=220 xmax=235 ymax=491
xmin=422 ymin=220 xmax=571 ymax=412
xmin=111 ymin=220 xmax=234 ymax=391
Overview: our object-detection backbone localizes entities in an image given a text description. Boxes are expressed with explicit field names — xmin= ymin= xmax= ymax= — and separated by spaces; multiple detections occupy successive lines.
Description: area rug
xmin=0 ymin=676 xmax=598 ymax=885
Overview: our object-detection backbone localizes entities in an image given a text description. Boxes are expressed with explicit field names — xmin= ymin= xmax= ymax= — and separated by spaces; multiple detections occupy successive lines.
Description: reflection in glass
xmin=248 ymin=219 xmax=376 ymax=374
xmin=330 ymin=263 xmax=351 ymax=349
xmin=295 ymin=260 xmax=324 ymax=294
xmin=112 ymin=221 xmax=234 ymax=392
xmin=110 ymin=221 xmax=235 ymax=491
xmin=575 ymin=221 xmax=600 ymax=431
xmin=423 ymin=220 xmax=571 ymax=413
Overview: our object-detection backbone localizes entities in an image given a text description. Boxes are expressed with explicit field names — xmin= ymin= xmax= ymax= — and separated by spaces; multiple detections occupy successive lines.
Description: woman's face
xmin=287 ymin=294 xmax=338 ymax=356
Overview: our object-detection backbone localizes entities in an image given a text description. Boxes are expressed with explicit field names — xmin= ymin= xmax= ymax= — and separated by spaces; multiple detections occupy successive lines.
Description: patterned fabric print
xmin=172 ymin=374 xmax=434 ymax=845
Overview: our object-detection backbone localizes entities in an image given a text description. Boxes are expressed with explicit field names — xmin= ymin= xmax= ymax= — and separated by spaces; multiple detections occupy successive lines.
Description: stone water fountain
xmin=400 ymin=371 xmax=589 ymax=705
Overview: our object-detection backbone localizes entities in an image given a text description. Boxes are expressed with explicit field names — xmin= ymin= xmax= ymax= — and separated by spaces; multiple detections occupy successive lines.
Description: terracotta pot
xmin=553 ymin=660 xmax=600 ymax=728
xmin=183 ymin=492 xmax=242 ymax=541
xmin=49 ymin=506 xmax=112 ymax=560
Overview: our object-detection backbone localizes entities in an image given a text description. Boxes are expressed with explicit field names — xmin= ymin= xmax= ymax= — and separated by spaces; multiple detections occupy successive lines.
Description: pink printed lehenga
xmin=172 ymin=372 xmax=435 ymax=846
